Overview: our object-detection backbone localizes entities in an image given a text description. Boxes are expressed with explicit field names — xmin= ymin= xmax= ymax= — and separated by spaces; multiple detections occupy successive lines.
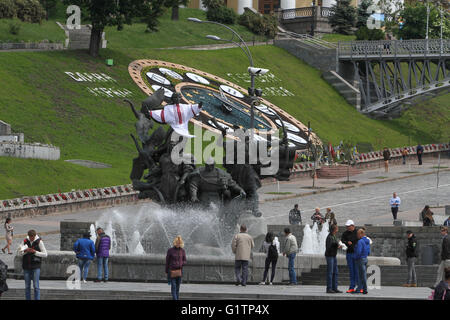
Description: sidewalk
xmin=259 ymin=157 xmax=450 ymax=202
xmin=1 ymin=279 xmax=432 ymax=300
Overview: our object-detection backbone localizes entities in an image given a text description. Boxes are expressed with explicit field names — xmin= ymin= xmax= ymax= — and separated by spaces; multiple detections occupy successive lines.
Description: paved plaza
xmin=0 ymin=158 xmax=449 ymax=300
xmin=1 ymin=279 xmax=433 ymax=300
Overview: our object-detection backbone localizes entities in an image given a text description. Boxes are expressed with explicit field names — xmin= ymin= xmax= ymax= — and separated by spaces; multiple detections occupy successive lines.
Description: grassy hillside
xmin=0 ymin=8 xmax=448 ymax=199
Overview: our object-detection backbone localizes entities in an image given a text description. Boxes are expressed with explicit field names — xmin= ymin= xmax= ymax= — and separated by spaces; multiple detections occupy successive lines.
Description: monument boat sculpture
xmin=212 ymin=86 xmax=235 ymax=114
xmin=118 ymin=88 xmax=300 ymax=254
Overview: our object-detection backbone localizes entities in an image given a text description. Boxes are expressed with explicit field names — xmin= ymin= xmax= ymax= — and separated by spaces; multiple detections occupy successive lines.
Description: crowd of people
xmin=1 ymin=203 xmax=449 ymax=300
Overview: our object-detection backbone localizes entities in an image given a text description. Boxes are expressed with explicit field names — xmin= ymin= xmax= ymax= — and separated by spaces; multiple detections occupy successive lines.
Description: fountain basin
xmin=14 ymin=251 xmax=400 ymax=283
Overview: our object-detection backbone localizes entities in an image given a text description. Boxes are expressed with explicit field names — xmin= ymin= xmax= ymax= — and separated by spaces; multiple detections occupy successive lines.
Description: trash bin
xmin=421 ymin=245 xmax=434 ymax=265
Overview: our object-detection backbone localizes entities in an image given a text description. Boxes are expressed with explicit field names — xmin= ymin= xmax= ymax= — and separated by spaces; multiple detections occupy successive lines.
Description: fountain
xmin=89 ymin=202 xmax=257 ymax=256
xmin=300 ymin=222 xmax=330 ymax=255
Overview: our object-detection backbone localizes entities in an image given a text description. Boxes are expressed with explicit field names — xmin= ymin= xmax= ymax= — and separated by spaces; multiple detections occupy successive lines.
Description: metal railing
xmin=282 ymin=31 xmax=337 ymax=49
xmin=281 ymin=7 xmax=314 ymax=19
xmin=320 ymin=6 xmax=333 ymax=17
xmin=280 ymin=6 xmax=333 ymax=20
xmin=338 ymin=39 xmax=450 ymax=58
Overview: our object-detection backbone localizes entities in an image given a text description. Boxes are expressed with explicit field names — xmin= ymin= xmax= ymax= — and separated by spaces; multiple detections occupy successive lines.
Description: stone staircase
xmin=317 ymin=165 xmax=361 ymax=179
xmin=322 ymin=70 xmax=361 ymax=109
xmin=300 ymin=265 xmax=438 ymax=287
xmin=56 ymin=22 xmax=107 ymax=50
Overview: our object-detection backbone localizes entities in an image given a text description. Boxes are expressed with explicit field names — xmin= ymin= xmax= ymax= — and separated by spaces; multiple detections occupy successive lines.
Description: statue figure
xmin=188 ymin=158 xmax=246 ymax=207
xmin=146 ymin=92 xmax=203 ymax=138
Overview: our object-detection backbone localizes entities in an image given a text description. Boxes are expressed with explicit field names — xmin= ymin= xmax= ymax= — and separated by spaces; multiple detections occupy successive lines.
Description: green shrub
xmin=355 ymin=26 xmax=385 ymax=40
xmin=206 ymin=4 xmax=237 ymax=24
xmin=8 ymin=19 xmax=21 ymax=34
xmin=202 ymin=0 xmax=223 ymax=10
xmin=0 ymin=0 xmax=17 ymax=18
xmin=239 ymin=11 xmax=277 ymax=39
xmin=14 ymin=0 xmax=46 ymax=23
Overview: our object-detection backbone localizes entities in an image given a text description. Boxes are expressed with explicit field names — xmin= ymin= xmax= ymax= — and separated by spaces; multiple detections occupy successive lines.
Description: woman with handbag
xmin=165 ymin=235 xmax=186 ymax=300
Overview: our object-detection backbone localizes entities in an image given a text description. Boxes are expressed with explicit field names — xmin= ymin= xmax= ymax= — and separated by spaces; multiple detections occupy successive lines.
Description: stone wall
xmin=268 ymin=225 xmax=444 ymax=265
xmin=0 ymin=42 xmax=64 ymax=51
xmin=274 ymin=38 xmax=337 ymax=72
xmin=0 ymin=194 xmax=140 ymax=221
xmin=0 ymin=120 xmax=11 ymax=135
xmin=13 ymin=251 xmax=399 ymax=283
xmin=0 ymin=142 xmax=60 ymax=160
xmin=60 ymin=221 xmax=95 ymax=253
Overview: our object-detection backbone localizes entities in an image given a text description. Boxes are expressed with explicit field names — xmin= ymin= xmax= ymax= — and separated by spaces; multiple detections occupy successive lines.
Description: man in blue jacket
xmin=354 ymin=229 xmax=371 ymax=294
xmin=73 ymin=232 xmax=96 ymax=283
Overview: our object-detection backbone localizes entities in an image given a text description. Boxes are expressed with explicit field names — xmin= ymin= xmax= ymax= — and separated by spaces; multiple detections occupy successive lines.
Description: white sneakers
xmin=83 ymin=280 xmax=87 ymax=284
xmin=259 ymin=281 xmax=274 ymax=285
xmin=259 ymin=281 xmax=266 ymax=285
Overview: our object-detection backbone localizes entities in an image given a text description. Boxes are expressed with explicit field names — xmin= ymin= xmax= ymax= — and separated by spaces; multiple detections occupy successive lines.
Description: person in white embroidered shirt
xmin=17 ymin=229 xmax=48 ymax=300
xmin=147 ymin=92 xmax=203 ymax=138
xmin=389 ymin=192 xmax=401 ymax=221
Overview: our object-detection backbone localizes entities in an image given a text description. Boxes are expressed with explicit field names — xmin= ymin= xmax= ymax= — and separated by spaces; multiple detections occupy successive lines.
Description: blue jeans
xmin=170 ymin=276 xmax=182 ymax=300
xmin=78 ymin=258 xmax=92 ymax=281
xmin=288 ymin=253 xmax=297 ymax=284
xmin=234 ymin=260 xmax=249 ymax=285
xmin=24 ymin=268 xmax=40 ymax=300
xmin=356 ymin=257 xmax=368 ymax=292
xmin=97 ymin=257 xmax=109 ymax=280
xmin=326 ymin=256 xmax=338 ymax=291
xmin=346 ymin=252 xmax=359 ymax=289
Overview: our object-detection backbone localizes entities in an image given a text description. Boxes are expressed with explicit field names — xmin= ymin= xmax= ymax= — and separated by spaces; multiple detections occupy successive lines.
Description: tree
xmin=328 ymin=0 xmax=357 ymax=35
xmin=356 ymin=0 xmax=373 ymax=28
xmin=63 ymin=0 xmax=166 ymax=57
xmin=377 ymin=0 xmax=404 ymax=33
xmin=164 ymin=0 xmax=188 ymax=21
xmin=394 ymin=2 xmax=450 ymax=40
xmin=39 ymin=0 xmax=58 ymax=20
xmin=341 ymin=139 xmax=356 ymax=183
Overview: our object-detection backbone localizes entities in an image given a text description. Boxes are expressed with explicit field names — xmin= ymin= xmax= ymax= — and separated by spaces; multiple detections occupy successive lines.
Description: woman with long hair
xmin=2 ymin=218 xmax=13 ymax=254
xmin=165 ymin=235 xmax=186 ymax=300
xmin=259 ymin=231 xmax=279 ymax=285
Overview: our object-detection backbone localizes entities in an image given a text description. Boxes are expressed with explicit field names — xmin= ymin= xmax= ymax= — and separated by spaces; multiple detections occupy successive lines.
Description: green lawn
xmin=321 ymin=34 xmax=356 ymax=43
xmin=0 ymin=18 xmax=65 ymax=43
xmin=0 ymin=8 xmax=448 ymax=200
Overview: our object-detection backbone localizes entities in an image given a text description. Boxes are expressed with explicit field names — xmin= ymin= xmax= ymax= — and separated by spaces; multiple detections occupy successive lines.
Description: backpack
xmin=268 ymin=243 xmax=278 ymax=261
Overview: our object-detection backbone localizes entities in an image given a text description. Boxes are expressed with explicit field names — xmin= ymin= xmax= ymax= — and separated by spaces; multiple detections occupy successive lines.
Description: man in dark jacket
xmin=73 ymin=232 xmax=95 ymax=283
xmin=95 ymin=227 xmax=111 ymax=283
xmin=404 ymin=230 xmax=418 ymax=287
xmin=289 ymin=204 xmax=302 ymax=225
xmin=416 ymin=144 xmax=424 ymax=165
xmin=325 ymin=224 xmax=342 ymax=293
xmin=341 ymin=220 xmax=359 ymax=293
xmin=434 ymin=226 xmax=450 ymax=288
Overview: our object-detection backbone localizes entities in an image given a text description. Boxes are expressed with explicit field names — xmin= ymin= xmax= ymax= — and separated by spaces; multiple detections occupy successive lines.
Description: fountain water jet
xmin=93 ymin=202 xmax=251 ymax=256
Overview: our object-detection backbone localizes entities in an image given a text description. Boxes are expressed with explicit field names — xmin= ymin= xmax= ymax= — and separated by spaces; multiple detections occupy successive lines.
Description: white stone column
xmin=237 ymin=0 xmax=253 ymax=15
xmin=322 ymin=0 xmax=336 ymax=7
xmin=199 ymin=0 xmax=207 ymax=11
xmin=280 ymin=0 xmax=296 ymax=10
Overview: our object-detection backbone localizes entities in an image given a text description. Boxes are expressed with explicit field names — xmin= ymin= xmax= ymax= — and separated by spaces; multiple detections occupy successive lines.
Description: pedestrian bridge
xmin=337 ymin=39 xmax=450 ymax=115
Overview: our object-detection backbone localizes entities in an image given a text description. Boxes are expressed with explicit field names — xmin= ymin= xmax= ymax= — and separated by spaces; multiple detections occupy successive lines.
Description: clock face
xmin=128 ymin=59 xmax=314 ymax=149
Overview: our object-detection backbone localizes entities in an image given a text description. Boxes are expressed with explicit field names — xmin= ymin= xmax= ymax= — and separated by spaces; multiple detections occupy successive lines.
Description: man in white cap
xmin=341 ymin=220 xmax=359 ymax=293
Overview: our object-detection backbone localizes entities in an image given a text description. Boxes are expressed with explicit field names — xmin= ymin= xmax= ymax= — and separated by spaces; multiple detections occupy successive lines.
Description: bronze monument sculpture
xmin=126 ymin=88 xmax=298 ymax=226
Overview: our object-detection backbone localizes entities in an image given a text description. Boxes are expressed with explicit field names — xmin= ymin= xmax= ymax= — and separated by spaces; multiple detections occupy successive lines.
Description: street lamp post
xmin=188 ymin=17 xmax=268 ymax=134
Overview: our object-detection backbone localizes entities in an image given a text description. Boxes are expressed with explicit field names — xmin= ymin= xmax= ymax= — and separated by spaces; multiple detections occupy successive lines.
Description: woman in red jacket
xmin=165 ymin=235 xmax=186 ymax=300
